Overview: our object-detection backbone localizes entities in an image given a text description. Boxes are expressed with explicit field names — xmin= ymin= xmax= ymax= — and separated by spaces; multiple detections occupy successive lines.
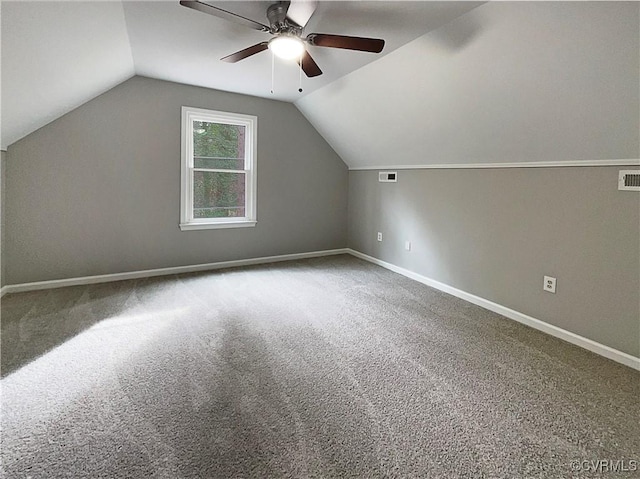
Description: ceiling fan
xmin=179 ymin=0 xmax=385 ymax=78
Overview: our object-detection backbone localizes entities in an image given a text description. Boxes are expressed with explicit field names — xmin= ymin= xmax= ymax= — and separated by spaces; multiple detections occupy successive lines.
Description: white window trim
xmin=180 ymin=106 xmax=257 ymax=231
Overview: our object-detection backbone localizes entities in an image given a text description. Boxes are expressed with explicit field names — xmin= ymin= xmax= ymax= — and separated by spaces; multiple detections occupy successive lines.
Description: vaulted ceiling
xmin=297 ymin=1 xmax=640 ymax=168
xmin=1 ymin=1 xmax=482 ymax=149
xmin=2 ymin=1 xmax=637 ymax=167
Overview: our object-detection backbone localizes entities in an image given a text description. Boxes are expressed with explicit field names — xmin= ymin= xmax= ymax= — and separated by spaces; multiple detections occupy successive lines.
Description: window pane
xmin=193 ymin=121 xmax=245 ymax=170
xmin=193 ymin=171 xmax=246 ymax=218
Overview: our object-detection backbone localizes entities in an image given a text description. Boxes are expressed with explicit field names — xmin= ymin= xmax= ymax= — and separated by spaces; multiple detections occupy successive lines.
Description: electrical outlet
xmin=405 ymin=240 xmax=411 ymax=251
xmin=543 ymin=276 xmax=556 ymax=293
xmin=377 ymin=232 xmax=383 ymax=242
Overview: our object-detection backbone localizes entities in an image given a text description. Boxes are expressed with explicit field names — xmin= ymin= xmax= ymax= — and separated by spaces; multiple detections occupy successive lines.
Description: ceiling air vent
xmin=379 ymin=171 xmax=397 ymax=183
xmin=618 ymin=170 xmax=640 ymax=191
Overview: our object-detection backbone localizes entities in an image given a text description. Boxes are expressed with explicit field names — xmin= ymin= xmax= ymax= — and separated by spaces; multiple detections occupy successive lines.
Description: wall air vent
xmin=618 ymin=170 xmax=640 ymax=191
xmin=379 ymin=171 xmax=397 ymax=183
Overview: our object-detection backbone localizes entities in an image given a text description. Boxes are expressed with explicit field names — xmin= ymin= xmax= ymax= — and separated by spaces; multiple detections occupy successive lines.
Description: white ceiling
xmin=296 ymin=1 xmax=640 ymax=168
xmin=1 ymin=0 xmax=482 ymax=149
xmin=1 ymin=1 xmax=135 ymax=150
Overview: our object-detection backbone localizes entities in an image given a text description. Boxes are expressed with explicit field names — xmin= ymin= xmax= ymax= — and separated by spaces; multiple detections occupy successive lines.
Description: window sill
xmin=179 ymin=221 xmax=257 ymax=231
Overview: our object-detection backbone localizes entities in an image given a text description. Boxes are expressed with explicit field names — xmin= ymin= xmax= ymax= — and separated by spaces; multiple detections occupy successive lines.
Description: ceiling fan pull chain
xmin=298 ymin=55 xmax=303 ymax=93
xmin=270 ymin=50 xmax=275 ymax=94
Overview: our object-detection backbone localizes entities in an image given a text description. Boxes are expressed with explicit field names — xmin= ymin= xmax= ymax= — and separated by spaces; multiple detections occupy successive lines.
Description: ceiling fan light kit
xmin=268 ymin=35 xmax=305 ymax=60
xmin=180 ymin=0 xmax=386 ymax=85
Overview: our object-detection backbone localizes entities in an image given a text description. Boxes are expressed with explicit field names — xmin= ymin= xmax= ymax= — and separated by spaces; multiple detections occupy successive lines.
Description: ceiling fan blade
xmin=221 ymin=42 xmax=269 ymax=63
xmin=297 ymin=50 xmax=322 ymax=77
xmin=306 ymin=34 xmax=385 ymax=53
xmin=286 ymin=0 xmax=318 ymax=28
xmin=180 ymin=1 xmax=270 ymax=32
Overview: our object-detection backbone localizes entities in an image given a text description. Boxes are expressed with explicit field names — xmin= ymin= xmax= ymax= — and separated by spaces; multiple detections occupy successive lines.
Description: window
xmin=180 ymin=106 xmax=257 ymax=230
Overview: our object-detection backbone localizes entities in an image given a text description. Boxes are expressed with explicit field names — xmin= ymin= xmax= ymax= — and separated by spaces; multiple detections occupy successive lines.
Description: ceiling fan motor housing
xmin=267 ymin=2 xmax=302 ymax=35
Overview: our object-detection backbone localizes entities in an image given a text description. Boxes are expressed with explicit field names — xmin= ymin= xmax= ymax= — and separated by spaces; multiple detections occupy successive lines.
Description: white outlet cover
xmin=405 ymin=241 xmax=411 ymax=251
xmin=543 ymin=276 xmax=557 ymax=293
xmin=377 ymin=232 xmax=383 ymax=242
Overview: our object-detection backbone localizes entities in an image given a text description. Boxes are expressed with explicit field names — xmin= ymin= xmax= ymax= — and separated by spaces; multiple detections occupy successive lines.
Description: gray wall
xmin=4 ymin=76 xmax=348 ymax=284
xmin=1 ymin=150 xmax=6 ymax=287
xmin=349 ymin=167 xmax=640 ymax=357
xmin=338 ymin=1 xmax=640 ymax=357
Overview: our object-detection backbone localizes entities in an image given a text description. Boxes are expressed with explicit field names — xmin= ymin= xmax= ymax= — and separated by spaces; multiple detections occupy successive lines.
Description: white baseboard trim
xmin=349 ymin=159 xmax=640 ymax=171
xmin=0 ymin=248 xmax=350 ymax=296
xmin=347 ymin=249 xmax=640 ymax=371
xmin=3 ymin=247 xmax=637 ymax=370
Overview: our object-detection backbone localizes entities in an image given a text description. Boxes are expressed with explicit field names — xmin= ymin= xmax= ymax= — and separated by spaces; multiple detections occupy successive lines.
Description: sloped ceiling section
xmin=1 ymin=0 xmax=483 ymax=150
xmin=295 ymin=2 xmax=640 ymax=169
xmin=1 ymin=2 xmax=135 ymax=149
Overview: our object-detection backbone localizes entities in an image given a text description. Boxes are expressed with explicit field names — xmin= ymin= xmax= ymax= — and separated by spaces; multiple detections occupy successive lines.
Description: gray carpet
xmin=1 ymin=255 xmax=638 ymax=478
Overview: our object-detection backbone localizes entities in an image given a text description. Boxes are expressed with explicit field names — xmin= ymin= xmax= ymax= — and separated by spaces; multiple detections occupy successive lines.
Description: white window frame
xmin=180 ymin=106 xmax=257 ymax=231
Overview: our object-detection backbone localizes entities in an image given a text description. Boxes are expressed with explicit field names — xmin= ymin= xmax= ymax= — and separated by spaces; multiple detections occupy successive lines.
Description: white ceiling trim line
xmin=349 ymin=159 xmax=640 ymax=171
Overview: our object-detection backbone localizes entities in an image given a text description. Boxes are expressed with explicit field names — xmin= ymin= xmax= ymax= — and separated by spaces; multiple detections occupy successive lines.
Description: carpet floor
xmin=1 ymin=255 xmax=638 ymax=478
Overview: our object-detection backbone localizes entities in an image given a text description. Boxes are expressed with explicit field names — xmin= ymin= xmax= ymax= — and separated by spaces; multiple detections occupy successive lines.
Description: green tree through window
xmin=192 ymin=121 xmax=246 ymax=218
xmin=181 ymin=107 xmax=256 ymax=230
